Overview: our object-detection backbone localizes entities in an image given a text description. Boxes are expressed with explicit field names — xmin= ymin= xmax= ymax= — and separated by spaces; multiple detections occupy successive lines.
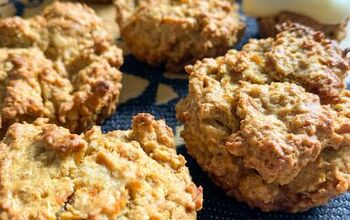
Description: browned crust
xmin=115 ymin=0 xmax=245 ymax=71
xmin=258 ymin=11 xmax=349 ymax=41
xmin=0 ymin=2 xmax=123 ymax=134
xmin=0 ymin=114 xmax=202 ymax=219
xmin=176 ymin=22 xmax=350 ymax=212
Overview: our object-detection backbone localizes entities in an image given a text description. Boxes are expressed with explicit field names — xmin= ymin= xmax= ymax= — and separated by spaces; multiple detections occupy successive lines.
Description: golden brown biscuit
xmin=258 ymin=12 xmax=349 ymax=41
xmin=176 ymin=23 xmax=350 ymax=212
xmin=0 ymin=2 xmax=123 ymax=134
xmin=0 ymin=113 xmax=203 ymax=219
xmin=186 ymin=22 xmax=349 ymax=104
xmin=332 ymin=90 xmax=350 ymax=117
xmin=115 ymin=0 xmax=245 ymax=71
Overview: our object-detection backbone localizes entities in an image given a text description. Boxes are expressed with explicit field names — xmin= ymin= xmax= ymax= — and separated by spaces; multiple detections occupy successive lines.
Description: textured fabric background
xmin=1 ymin=0 xmax=350 ymax=219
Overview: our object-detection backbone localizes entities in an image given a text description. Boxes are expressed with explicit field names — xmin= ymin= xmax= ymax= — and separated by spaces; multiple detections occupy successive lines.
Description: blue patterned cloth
xmin=2 ymin=0 xmax=350 ymax=219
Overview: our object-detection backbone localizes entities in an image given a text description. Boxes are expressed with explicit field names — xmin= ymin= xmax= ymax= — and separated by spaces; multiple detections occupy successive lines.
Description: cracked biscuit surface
xmin=0 ymin=2 xmax=123 ymax=134
xmin=176 ymin=23 xmax=350 ymax=212
xmin=184 ymin=22 xmax=349 ymax=104
xmin=0 ymin=113 xmax=202 ymax=219
xmin=115 ymin=0 xmax=245 ymax=71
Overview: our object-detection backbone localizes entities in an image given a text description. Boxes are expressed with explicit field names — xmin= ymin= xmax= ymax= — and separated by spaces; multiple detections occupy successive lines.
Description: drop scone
xmin=243 ymin=0 xmax=350 ymax=41
xmin=0 ymin=2 xmax=123 ymax=134
xmin=176 ymin=23 xmax=350 ymax=212
xmin=0 ymin=113 xmax=203 ymax=219
xmin=115 ymin=0 xmax=245 ymax=71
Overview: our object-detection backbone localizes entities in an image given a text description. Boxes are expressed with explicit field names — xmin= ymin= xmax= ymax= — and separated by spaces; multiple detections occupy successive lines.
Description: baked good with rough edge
xmin=0 ymin=113 xmax=203 ymax=219
xmin=79 ymin=0 xmax=112 ymax=3
xmin=115 ymin=0 xmax=245 ymax=72
xmin=183 ymin=22 xmax=349 ymax=104
xmin=0 ymin=2 xmax=123 ymax=134
xmin=258 ymin=12 xmax=349 ymax=42
xmin=176 ymin=23 xmax=350 ymax=212
xmin=241 ymin=22 xmax=349 ymax=104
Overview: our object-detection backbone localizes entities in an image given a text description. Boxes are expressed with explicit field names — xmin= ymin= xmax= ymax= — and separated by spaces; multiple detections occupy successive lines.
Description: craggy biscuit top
xmin=115 ymin=0 xmax=171 ymax=26
xmin=332 ymin=90 xmax=350 ymax=117
xmin=0 ymin=2 xmax=123 ymax=68
xmin=226 ymin=82 xmax=344 ymax=185
xmin=40 ymin=2 xmax=123 ymax=68
xmin=115 ymin=0 xmax=245 ymax=71
xmin=186 ymin=23 xmax=350 ymax=104
xmin=0 ymin=48 xmax=70 ymax=129
xmin=176 ymin=23 xmax=350 ymax=212
xmin=0 ymin=2 xmax=123 ymax=134
xmin=0 ymin=114 xmax=202 ymax=219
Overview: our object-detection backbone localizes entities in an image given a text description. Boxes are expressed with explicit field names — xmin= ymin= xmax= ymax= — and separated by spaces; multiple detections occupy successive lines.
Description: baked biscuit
xmin=115 ymin=0 xmax=245 ymax=71
xmin=176 ymin=23 xmax=350 ymax=212
xmin=0 ymin=113 xmax=203 ymax=219
xmin=0 ymin=2 xmax=123 ymax=134
xmin=186 ymin=23 xmax=349 ymax=104
xmin=242 ymin=0 xmax=350 ymax=41
xmin=258 ymin=12 xmax=349 ymax=41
